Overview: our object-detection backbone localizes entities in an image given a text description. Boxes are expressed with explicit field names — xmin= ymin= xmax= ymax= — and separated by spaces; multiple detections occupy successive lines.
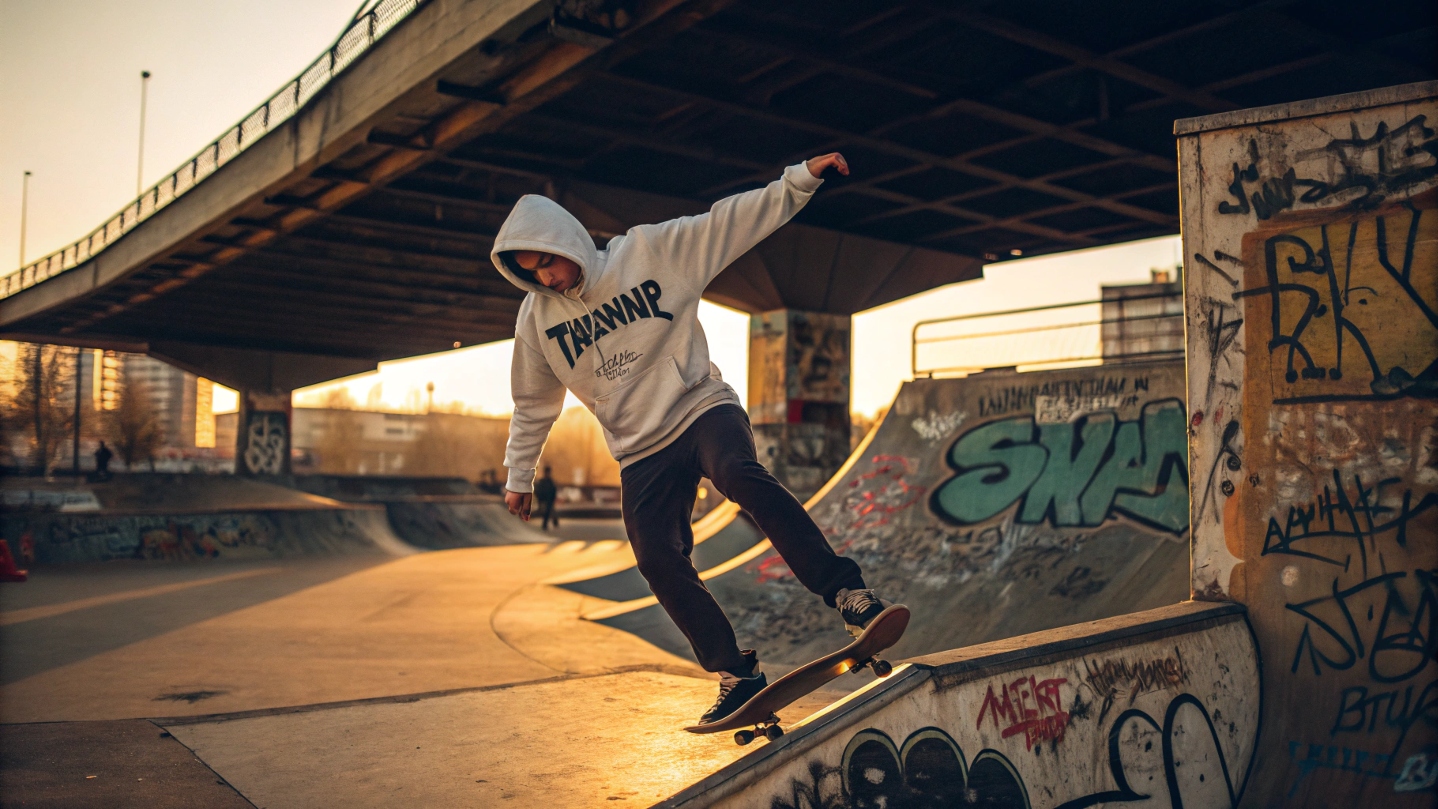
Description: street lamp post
xmin=73 ymin=348 xmax=83 ymax=476
xmin=19 ymin=170 xmax=31 ymax=269
xmin=137 ymin=71 xmax=151 ymax=197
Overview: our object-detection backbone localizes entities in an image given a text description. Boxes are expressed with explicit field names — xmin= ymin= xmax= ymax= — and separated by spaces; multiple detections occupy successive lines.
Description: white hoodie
xmin=491 ymin=163 xmax=824 ymax=493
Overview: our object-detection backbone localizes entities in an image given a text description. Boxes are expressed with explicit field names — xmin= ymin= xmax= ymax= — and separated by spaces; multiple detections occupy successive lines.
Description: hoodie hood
xmin=491 ymin=195 xmax=599 ymax=298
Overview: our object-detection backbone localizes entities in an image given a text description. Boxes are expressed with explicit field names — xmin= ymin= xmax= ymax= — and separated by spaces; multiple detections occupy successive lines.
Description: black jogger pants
xmin=620 ymin=404 xmax=865 ymax=673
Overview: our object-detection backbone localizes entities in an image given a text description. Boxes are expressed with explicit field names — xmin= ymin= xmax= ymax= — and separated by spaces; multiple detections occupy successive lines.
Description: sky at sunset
xmin=3 ymin=1 xmax=1182 ymax=418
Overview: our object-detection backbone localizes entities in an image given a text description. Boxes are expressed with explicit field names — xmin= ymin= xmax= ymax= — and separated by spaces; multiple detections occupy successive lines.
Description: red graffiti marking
xmin=839 ymin=455 xmax=926 ymax=532
xmin=976 ymin=675 xmax=1071 ymax=750
xmin=754 ymin=554 xmax=792 ymax=583
xmin=1191 ymin=411 xmax=1205 ymax=427
xmin=752 ymin=455 xmax=925 ymax=584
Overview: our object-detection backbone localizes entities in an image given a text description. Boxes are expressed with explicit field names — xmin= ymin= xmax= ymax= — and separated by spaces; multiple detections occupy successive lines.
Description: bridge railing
xmin=1 ymin=0 xmax=427 ymax=301
xmin=911 ymin=290 xmax=1184 ymax=377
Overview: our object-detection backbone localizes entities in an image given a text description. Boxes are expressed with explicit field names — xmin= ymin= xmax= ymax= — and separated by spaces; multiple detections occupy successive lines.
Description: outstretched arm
xmin=640 ymin=153 xmax=850 ymax=290
xmin=503 ymin=334 xmax=566 ymax=520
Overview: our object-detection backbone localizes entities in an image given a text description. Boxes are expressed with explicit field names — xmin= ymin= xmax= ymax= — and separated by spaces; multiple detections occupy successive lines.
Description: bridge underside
xmin=2 ymin=0 xmax=1433 ymax=370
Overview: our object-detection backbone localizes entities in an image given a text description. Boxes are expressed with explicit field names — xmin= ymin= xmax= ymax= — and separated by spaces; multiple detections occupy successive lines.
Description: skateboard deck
xmin=685 ymin=604 xmax=910 ymax=744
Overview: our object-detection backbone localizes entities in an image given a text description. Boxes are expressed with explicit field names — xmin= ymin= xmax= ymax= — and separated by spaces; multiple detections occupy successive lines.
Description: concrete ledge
xmin=657 ymin=600 xmax=1254 ymax=808
xmin=1174 ymin=80 xmax=1438 ymax=135
xmin=914 ymin=599 xmax=1245 ymax=683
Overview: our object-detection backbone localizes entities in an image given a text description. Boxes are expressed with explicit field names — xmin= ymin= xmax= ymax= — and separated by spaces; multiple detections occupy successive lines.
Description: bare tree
xmin=106 ymin=377 xmax=164 ymax=470
xmin=407 ymin=410 xmax=508 ymax=478
xmin=1 ymin=343 xmax=75 ymax=474
xmin=538 ymin=407 xmax=620 ymax=487
xmin=311 ymin=388 xmax=366 ymax=473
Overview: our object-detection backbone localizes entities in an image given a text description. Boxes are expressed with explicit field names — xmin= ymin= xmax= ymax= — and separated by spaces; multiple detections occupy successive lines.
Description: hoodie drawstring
xmin=568 ymin=286 xmax=606 ymax=365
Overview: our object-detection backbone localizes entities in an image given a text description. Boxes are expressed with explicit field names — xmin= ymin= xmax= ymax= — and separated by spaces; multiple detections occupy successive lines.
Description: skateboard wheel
xmin=735 ymin=729 xmax=755 ymax=746
xmin=872 ymin=659 xmax=893 ymax=677
xmin=764 ymin=725 xmax=784 ymax=741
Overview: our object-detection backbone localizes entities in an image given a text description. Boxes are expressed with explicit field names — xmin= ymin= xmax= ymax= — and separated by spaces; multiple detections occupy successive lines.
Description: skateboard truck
xmin=849 ymin=655 xmax=894 ymax=678
xmin=733 ymin=713 xmax=783 ymax=746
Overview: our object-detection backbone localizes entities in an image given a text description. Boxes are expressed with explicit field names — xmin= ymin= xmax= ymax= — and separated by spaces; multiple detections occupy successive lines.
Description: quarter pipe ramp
xmin=582 ymin=360 xmax=1192 ymax=668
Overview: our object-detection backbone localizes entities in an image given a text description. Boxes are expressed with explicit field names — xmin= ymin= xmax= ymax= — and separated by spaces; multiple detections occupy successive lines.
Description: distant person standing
xmin=93 ymin=441 xmax=113 ymax=480
xmin=532 ymin=466 xmax=560 ymax=531
xmin=478 ymin=468 xmax=502 ymax=495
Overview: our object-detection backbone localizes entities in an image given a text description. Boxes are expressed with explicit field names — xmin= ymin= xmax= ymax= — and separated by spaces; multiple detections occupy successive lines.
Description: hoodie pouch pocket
xmin=595 ymin=356 xmax=689 ymax=453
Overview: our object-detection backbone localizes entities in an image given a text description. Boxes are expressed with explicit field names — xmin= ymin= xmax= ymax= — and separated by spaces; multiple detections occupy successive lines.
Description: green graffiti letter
xmin=1111 ymin=400 xmax=1189 ymax=532
xmin=1021 ymin=416 xmax=1115 ymax=525
xmin=933 ymin=417 xmax=1048 ymax=524
xmin=1079 ymin=400 xmax=1187 ymax=532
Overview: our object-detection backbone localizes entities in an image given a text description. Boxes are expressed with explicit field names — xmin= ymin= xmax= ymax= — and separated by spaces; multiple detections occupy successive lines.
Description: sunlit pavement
xmin=0 ymin=538 xmax=830 ymax=806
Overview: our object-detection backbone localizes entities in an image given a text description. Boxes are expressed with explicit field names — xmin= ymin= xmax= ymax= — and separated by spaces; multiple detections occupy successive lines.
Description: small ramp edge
xmin=652 ymin=664 xmax=932 ymax=809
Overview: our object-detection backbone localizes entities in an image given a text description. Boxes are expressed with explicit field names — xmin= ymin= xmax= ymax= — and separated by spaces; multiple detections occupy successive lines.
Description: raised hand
xmin=806 ymin=152 xmax=850 ymax=179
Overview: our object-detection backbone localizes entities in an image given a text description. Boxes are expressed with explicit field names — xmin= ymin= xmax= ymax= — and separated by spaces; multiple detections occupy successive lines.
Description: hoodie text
xmin=543 ymin=280 xmax=674 ymax=368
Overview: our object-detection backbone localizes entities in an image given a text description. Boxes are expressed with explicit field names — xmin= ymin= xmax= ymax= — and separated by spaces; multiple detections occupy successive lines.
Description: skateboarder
xmin=495 ymin=153 xmax=889 ymax=725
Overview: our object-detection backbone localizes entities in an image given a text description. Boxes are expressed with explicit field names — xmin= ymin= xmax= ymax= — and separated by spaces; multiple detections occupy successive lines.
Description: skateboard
xmin=685 ymin=603 xmax=910 ymax=745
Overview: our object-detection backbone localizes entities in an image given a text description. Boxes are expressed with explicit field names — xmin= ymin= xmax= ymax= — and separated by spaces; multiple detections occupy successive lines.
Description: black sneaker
xmin=837 ymin=588 xmax=886 ymax=637
xmin=699 ymin=651 xmax=767 ymax=725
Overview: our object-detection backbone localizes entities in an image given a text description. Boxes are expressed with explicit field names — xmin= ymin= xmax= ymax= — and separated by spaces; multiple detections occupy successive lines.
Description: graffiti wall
xmin=702 ymin=360 xmax=1192 ymax=668
xmin=682 ymin=604 xmax=1259 ymax=809
xmin=1180 ymin=84 xmax=1438 ymax=806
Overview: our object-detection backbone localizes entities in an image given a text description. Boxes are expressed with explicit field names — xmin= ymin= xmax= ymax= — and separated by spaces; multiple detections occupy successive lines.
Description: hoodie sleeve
xmin=639 ymin=163 xmax=823 ymax=290
xmin=503 ymin=332 xmax=567 ymax=493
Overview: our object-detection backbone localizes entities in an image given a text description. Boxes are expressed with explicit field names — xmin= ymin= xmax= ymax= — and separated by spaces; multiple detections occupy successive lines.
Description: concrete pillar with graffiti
xmin=748 ymin=309 xmax=852 ymax=500
xmin=235 ymin=390 xmax=292 ymax=477
xmin=1180 ymin=81 xmax=1438 ymax=805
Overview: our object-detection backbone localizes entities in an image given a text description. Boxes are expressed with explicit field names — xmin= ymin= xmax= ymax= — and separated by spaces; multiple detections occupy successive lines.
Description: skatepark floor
xmin=0 ymin=539 xmax=839 ymax=807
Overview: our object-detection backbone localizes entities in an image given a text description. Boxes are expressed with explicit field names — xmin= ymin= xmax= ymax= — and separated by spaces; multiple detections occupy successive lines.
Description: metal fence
xmin=1 ymin=0 xmax=427 ymax=300
xmin=911 ymin=291 xmax=1184 ymax=377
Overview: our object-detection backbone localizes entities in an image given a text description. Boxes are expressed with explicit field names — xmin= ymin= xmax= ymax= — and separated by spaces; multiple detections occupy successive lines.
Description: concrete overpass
xmin=2 ymin=0 xmax=1433 ymax=477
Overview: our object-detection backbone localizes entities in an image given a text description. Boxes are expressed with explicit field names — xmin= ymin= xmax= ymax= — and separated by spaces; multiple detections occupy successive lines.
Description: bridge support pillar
xmin=747 ymin=309 xmax=851 ymax=501
xmin=235 ymin=390 xmax=292 ymax=477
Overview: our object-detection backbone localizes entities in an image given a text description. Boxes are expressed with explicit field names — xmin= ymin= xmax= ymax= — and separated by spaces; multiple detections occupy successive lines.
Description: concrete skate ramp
xmin=2 ymin=473 xmax=345 ymax=514
xmin=657 ymin=601 xmax=1259 ymax=808
xmin=591 ymin=360 xmax=1191 ymax=667
xmin=547 ymin=503 xmax=763 ymax=602
xmin=289 ymin=475 xmax=478 ymax=500
xmin=4 ymin=501 xmax=414 ymax=564
xmin=382 ymin=495 xmax=555 ymax=548
xmin=289 ymin=475 xmax=556 ymax=548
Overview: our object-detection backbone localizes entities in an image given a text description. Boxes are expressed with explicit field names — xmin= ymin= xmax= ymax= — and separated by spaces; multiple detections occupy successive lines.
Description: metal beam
xmin=940 ymin=8 xmax=1239 ymax=112
xmin=232 ymin=254 xmax=519 ymax=308
xmin=522 ymin=111 xmax=1089 ymax=244
xmin=320 ymin=214 xmax=499 ymax=244
xmin=695 ymin=23 xmax=1175 ymax=174
xmin=597 ymin=71 xmax=1176 ymax=228
xmin=131 ymin=294 xmax=506 ymax=339
xmin=184 ymin=280 xmax=516 ymax=330
xmin=274 ymin=235 xmax=491 ymax=275
xmin=918 ymin=182 xmax=1174 ymax=244
xmin=373 ymin=186 xmax=516 ymax=214
xmin=1016 ymin=0 xmax=1305 ymax=90
xmin=848 ymin=158 xmax=1157 ymax=228
xmin=253 ymin=247 xmax=511 ymax=295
